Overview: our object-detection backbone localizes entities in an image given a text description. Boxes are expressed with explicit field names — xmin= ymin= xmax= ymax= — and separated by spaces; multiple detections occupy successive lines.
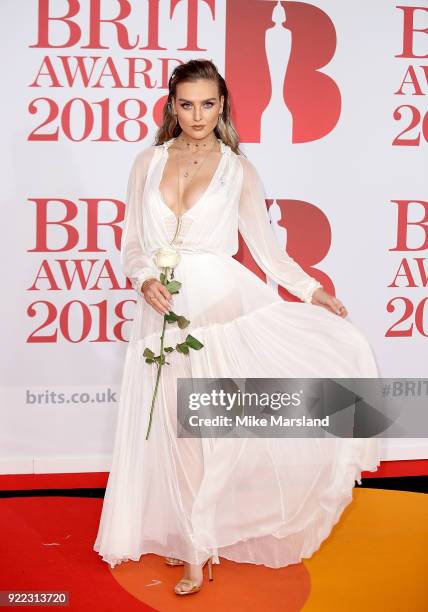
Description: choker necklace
xmin=174 ymin=134 xmax=219 ymax=178
xmin=176 ymin=133 xmax=218 ymax=153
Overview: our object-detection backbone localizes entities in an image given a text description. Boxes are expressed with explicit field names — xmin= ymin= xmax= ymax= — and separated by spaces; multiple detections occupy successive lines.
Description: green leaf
xmin=160 ymin=272 xmax=166 ymax=284
xmin=177 ymin=316 xmax=190 ymax=329
xmin=154 ymin=355 xmax=166 ymax=365
xmin=165 ymin=311 xmax=179 ymax=323
xmin=145 ymin=357 xmax=155 ymax=364
xmin=164 ymin=346 xmax=174 ymax=353
xmin=176 ymin=342 xmax=189 ymax=354
xmin=185 ymin=335 xmax=204 ymax=350
xmin=166 ymin=280 xmax=182 ymax=294
xmin=143 ymin=347 xmax=155 ymax=358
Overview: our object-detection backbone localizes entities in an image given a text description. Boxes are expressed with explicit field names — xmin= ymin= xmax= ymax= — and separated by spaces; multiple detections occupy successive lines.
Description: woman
xmin=93 ymin=59 xmax=381 ymax=596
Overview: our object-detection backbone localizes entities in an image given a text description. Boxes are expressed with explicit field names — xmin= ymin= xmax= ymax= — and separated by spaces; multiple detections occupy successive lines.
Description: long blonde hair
xmin=153 ymin=59 xmax=244 ymax=156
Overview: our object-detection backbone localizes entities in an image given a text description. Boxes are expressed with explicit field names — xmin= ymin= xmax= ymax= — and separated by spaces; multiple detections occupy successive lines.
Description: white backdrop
xmin=1 ymin=0 xmax=427 ymax=474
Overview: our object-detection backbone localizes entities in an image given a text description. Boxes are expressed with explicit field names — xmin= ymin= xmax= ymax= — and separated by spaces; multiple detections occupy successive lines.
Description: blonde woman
xmin=94 ymin=59 xmax=381 ymax=596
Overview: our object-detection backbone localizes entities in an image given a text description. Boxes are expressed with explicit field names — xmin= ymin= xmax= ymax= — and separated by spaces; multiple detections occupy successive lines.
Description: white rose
xmin=154 ymin=245 xmax=181 ymax=269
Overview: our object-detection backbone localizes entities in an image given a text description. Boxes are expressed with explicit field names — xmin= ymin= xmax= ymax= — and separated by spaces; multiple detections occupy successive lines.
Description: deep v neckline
xmin=157 ymin=137 xmax=226 ymax=219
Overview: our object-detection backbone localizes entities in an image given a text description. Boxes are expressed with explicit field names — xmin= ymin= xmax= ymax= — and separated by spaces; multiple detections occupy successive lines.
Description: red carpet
xmin=1 ymin=461 xmax=427 ymax=611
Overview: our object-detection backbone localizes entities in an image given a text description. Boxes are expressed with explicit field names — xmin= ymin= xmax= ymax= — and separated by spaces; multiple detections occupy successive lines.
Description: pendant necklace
xmin=169 ymin=135 xmax=218 ymax=246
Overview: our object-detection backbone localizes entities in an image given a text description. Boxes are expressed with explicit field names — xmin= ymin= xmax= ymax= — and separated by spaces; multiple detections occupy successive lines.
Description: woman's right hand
xmin=142 ymin=278 xmax=173 ymax=315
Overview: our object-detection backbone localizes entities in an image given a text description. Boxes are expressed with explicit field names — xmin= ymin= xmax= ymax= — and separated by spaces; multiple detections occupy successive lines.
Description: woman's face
xmin=171 ymin=78 xmax=224 ymax=141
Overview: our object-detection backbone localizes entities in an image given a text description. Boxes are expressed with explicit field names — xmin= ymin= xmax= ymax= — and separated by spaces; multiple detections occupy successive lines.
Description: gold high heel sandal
xmin=174 ymin=557 xmax=214 ymax=595
xmin=164 ymin=556 xmax=184 ymax=566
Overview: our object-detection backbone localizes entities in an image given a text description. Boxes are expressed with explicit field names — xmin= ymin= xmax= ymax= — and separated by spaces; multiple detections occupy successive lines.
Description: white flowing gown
xmin=93 ymin=137 xmax=382 ymax=569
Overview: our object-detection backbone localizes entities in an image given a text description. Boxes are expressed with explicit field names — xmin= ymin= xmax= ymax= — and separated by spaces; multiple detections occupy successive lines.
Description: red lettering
xmin=390 ymin=200 xmax=428 ymax=250
xmin=395 ymin=6 xmax=428 ymax=58
xmin=30 ymin=0 xmax=81 ymax=48
xmin=27 ymin=198 xmax=124 ymax=252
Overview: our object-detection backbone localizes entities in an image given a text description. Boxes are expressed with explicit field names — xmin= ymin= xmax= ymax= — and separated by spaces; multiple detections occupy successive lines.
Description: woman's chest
xmin=159 ymin=148 xmax=225 ymax=217
xmin=147 ymin=144 xmax=239 ymax=224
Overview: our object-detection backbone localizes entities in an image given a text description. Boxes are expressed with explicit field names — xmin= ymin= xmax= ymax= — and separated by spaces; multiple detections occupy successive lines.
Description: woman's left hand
xmin=310 ymin=288 xmax=348 ymax=317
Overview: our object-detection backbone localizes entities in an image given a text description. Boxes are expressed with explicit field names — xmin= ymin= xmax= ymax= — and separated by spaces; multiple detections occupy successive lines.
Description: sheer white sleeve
xmin=237 ymin=155 xmax=323 ymax=304
xmin=121 ymin=146 xmax=159 ymax=298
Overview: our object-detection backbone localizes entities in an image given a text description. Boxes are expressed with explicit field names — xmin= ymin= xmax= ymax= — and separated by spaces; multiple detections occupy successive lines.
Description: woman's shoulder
xmin=129 ymin=144 xmax=162 ymax=174
xmin=133 ymin=143 xmax=160 ymax=163
xmin=234 ymin=151 xmax=259 ymax=179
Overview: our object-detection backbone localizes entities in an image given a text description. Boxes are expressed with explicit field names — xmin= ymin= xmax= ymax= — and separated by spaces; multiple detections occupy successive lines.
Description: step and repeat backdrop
xmin=0 ymin=0 xmax=427 ymax=473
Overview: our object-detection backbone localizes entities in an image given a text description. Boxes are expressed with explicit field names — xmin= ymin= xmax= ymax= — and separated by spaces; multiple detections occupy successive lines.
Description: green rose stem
xmin=145 ymin=306 xmax=167 ymax=440
xmin=145 ymin=266 xmax=168 ymax=441
xmin=143 ymin=266 xmax=204 ymax=440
